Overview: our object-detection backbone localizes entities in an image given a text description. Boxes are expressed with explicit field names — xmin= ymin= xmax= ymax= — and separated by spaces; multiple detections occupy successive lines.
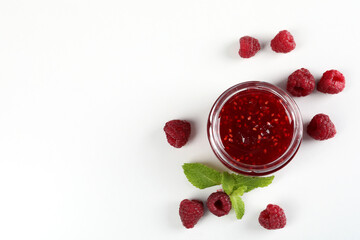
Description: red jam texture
xmin=219 ymin=89 xmax=294 ymax=166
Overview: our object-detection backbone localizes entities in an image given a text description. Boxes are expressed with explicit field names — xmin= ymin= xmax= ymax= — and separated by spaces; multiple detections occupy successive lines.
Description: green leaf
xmin=232 ymin=174 xmax=274 ymax=192
xmin=232 ymin=185 xmax=247 ymax=196
xmin=221 ymin=172 xmax=235 ymax=195
xmin=182 ymin=163 xmax=222 ymax=189
xmin=230 ymin=186 xmax=247 ymax=219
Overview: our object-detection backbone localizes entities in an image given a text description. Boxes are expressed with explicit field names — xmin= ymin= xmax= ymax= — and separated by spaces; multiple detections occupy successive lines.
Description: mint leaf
xmin=232 ymin=185 xmax=247 ymax=196
xmin=232 ymin=174 xmax=274 ymax=192
xmin=221 ymin=172 xmax=235 ymax=195
xmin=230 ymin=186 xmax=247 ymax=219
xmin=182 ymin=163 xmax=222 ymax=189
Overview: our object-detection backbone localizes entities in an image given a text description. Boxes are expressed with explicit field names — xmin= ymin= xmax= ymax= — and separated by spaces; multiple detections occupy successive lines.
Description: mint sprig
xmin=182 ymin=163 xmax=274 ymax=219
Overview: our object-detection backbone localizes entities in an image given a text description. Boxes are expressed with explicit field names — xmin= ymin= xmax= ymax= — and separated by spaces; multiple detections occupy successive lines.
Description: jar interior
xmin=208 ymin=81 xmax=303 ymax=175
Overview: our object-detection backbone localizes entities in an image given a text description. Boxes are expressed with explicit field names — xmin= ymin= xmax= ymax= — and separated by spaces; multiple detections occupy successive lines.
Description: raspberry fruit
xmin=317 ymin=70 xmax=345 ymax=94
xmin=258 ymin=204 xmax=286 ymax=230
xmin=270 ymin=30 xmax=296 ymax=53
xmin=179 ymin=199 xmax=204 ymax=229
xmin=206 ymin=192 xmax=231 ymax=217
xmin=287 ymin=68 xmax=315 ymax=97
xmin=307 ymin=114 xmax=336 ymax=140
xmin=164 ymin=120 xmax=191 ymax=148
xmin=239 ymin=36 xmax=261 ymax=58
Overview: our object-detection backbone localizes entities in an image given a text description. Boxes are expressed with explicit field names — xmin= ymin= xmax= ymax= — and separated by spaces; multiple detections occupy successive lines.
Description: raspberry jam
xmin=219 ymin=89 xmax=293 ymax=165
xmin=208 ymin=82 xmax=302 ymax=176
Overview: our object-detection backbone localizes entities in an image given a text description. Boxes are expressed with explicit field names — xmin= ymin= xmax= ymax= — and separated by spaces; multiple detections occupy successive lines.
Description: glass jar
xmin=207 ymin=81 xmax=303 ymax=176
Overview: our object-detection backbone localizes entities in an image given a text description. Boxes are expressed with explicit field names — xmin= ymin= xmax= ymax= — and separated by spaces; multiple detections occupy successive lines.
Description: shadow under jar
xmin=207 ymin=81 xmax=303 ymax=176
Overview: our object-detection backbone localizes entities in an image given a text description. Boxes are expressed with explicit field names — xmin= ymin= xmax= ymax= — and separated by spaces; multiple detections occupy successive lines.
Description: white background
xmin=0 ymin=0 xmax=359 ymax=239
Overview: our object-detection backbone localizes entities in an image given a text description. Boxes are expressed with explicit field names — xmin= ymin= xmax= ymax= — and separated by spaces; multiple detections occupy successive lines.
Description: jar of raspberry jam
xmin=208 ymin=81 xmax=303 ymax=176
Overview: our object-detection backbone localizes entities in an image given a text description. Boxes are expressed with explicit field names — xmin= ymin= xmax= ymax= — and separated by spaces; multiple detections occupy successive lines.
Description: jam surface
xmin=219 ymin=89 xmax=294 ymax=165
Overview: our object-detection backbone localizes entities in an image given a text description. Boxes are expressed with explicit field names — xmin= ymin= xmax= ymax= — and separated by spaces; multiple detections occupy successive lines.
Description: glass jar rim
xmin=207 ymin=81 xmax=303 ymax=175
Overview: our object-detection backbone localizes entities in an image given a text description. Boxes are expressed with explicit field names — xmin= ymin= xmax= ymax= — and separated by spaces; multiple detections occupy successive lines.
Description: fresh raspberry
xmin=179 ymin=199 xmax=204 ymax=229
xmin=258 ymin=204 xmax=286 ymax=230
xmin=270 ymin=30 xmax=296 ymax=53
xmin=206 ymin=192 xmax=231 ymax=217
xmin=164 ymin=120 xmax=191 ymax=148
xmin=317 ymin=70 xmax=345 ymax=94
xmin=307 ymin=114 xmax=336 ymax=140
xmin=287 ymin=68 xmax=315 ymax=97
xmin=238 ymin=36 xmax=261 ymax=58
